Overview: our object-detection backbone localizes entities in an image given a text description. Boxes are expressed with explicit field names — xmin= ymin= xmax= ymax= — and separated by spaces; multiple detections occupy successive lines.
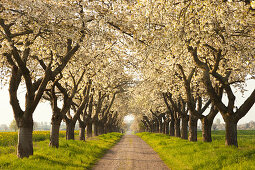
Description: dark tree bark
xmin=155 ymin=120 xmax=159 ymax=133
xmin=49 ymin=118 xmax=61 ymax=147
xmin=92 ymin=91 xmax=107 ymax=136
xmin=163 ymin=92 xmax=189 ymax=138
xmin=48 ymin=71 xmax=86 ymax=144
xmin=77 ymin=80 xmax=91 ymax=140
xmin=64 ymin=78 xmax=89 ymax=140
xmin=143 ymin=115 xmax=153 ymax=133
xmin=97 ymin=93 xmax=117 ymax=135
xmin=93 ymin=122 xmax=98 ymax=136
xmin=17 ymin=117 xmax=33 ymax=158
xmin=0 ymin=10 xmax=85 ymax=157
xmin=66 ymin=121 xmax=75 ymax=140
xmin=162 ymin=113 xmax=170 ymax=135
xmin=87 ymin=121 xmax=93 ymax=137
xmin=177 ymin=64 xmax=215 ymax=142
xmin=201 ymin=103 xmax=219 ymax=142
xmin=201 ymin=117 xmax=213 ymax=142
xmin=169 ymin=119 xmax=175 ymax=136
xmin=47 ymin=82 xmax=68 ymax=147
xmin=162 ymin=123 xmax=165 ymax=134
xmin=181 ymin=116 xmax=189 ymax=139
xmin=3 ymin=37 xmax=78 ymax=158
xmin=98 ymin=123 xmax=104 ymax=135
xmin=159 ymin=118 xmax=164 ymax=133
xmin=79 ymin=121 xmax=86 ymax=141
xmin=151 ymin=110 xmax=165 ymax=134
xmin=224 ymin=118 xmax=238 ymax=146
xmin=174 ymin=117 xmax=181 ymax=137
xmin=188 ymin=115 xmax=198 ymax=142
xmin=141 ymin=120 xmax=150 ymax=132
xmin=165 ymin=122 xmax=169 ymax=135
xmin=86 ymin=93 xmax=94 ymax=138
xmin=187 ymin=45 xmax=255 ymax=147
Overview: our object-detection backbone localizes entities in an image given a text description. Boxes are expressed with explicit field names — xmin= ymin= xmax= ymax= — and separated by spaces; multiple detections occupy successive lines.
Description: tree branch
xmin=235 ymin=89 xmax=255 ymax=121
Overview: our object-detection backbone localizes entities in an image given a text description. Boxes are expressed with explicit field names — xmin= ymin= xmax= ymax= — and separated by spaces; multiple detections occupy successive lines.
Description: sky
xmin=0 ymin=79 xmax=254 ymax=126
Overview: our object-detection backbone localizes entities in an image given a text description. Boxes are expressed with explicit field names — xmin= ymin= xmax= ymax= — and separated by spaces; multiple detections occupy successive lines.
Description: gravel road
xmin=92 ymin=134 xmax=169 ymax=170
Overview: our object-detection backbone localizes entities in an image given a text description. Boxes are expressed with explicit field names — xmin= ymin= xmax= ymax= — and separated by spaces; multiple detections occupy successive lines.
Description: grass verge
xmin=136 ymin=131 xmax=255 ymax=170
xmin=0 ymin=132 xmax=123 ymax=169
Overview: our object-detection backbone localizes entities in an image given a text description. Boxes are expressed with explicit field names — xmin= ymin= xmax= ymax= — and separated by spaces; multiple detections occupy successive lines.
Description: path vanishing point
xmin=92 ymin=134 xmax=169 ymax=170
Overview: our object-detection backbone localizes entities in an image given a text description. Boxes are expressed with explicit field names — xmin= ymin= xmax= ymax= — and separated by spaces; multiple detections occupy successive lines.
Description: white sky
xmin=0 ymin=79 xmax=254 ymax=126
xmin=124 ymin=114 xmax=134 ymax=123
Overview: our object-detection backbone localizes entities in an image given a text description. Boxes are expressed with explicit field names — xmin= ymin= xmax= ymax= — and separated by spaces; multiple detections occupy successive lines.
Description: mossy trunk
xmin=175 ymin=118 xmax=181 ymax=137
xmin=181 ymin=117 xmax=188 ymax=140
xmin=188 ymin=115 xmax=198 ymax=142
xmin=17 ymin=119 xmax=33 ymax=158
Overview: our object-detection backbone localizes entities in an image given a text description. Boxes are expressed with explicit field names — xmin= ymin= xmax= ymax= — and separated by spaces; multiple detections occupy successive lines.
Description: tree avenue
xmin=0 ymin=0 xmax=255 ymax=158
xmin=129 ymin=0 xmax=254 ymax=146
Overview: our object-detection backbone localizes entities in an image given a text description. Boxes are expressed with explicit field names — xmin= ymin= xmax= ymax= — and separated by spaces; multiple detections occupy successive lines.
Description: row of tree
xmin=1 ymin=0 xmax=255 ymax=158
xmin=129 ymin=0 xmax=255 ymax=147
xmin=0 ymin=0 xmax=135 ymax=158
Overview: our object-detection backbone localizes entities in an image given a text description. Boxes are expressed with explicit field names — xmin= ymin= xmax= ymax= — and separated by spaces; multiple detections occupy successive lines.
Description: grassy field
xmin=0 ymin=131 xmax=69 ymax=146
xmin=0 ymin=131 xmax=123 ymax=169
xmin=136 ymin=131 xmax=255 ymax=170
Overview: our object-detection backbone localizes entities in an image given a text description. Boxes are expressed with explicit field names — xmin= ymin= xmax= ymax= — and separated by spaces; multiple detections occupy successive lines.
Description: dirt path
xmin=92 ymin=134 xmax=169 ymax=170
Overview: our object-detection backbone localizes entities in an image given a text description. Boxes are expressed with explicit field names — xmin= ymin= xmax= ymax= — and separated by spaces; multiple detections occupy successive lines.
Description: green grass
xmin=0 ymin=132 xmax=123 ymax=169
xmin=0 ymin=131 xmax=72 ymax=146
xmin=136 ymin=131 xmax=255 ymax=170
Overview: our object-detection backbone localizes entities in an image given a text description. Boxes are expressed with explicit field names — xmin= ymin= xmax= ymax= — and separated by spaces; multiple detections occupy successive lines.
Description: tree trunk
xmin=165 ymin=122 xmax=169 ymax=135
xmin=155 ymin=121 xmax=159 ymax=133
xmin=149 ymin=125 xmax=153 ymax=132
xmin=49 ymin=121 xmax=61 ymax=148
xmin=94 ymin=122 xmax=98 ymax=136
xmin=169 ymin=119 xmax=175 ymax=136
xmin=175 ymin=118 xmax=181 ymax=137
xmin=98 ymin=123 xmax=103 ymax=135
xmin=79 ymin=122 xmax=86 ymax=141
xmin=181 ymin=117 xmax=188 ymax=140
xmin=225 ymin=118 xmax=238 ymax=147
xmin=17 ymin=119 xmax=33 ymax=158
xmin=188 ymin=115 xmax=198 ymax=142
xmin=107 ymin=125 xmax=112 ymax=133
xmin=101 ymin=123 xmax=105 ymax=134
xmin=201 ymin=117 xmax=213 ymax=142
xmin=105 ymin=126 xmax=109 ymax=133
xmin=66 ymin=122 xmax=75 ymax=140
xmin=87 ymin=122 xmax=92 ymax=137
xmin=159 ymin=122 xmax=163 ymax=133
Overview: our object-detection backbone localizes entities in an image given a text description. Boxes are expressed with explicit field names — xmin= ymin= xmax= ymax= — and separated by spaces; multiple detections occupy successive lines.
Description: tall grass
xmin=0 ymin=131 xmax=76 ymax=146
xmin=0 ymin=132 xmax=123 ymax=169
xmin=136 ymin=131 xmax=255 ymax=170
